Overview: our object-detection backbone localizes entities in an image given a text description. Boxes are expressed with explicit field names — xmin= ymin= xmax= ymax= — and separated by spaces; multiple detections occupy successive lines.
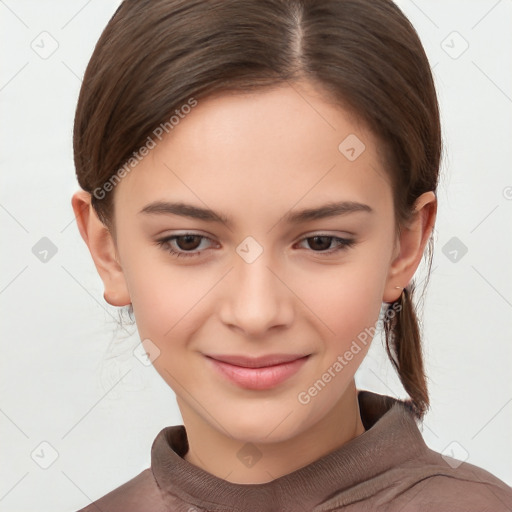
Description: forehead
xmin=114 ymin=82 xmax=393 ymax=223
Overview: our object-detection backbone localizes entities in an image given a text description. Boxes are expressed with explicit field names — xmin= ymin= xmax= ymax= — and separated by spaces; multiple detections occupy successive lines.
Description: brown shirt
xmin=75 ymin=391 xmax=512 ymax=511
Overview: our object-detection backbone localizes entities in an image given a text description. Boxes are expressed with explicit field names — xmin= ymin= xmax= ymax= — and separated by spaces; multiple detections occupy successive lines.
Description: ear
xmin=382 ymin=191 xmax=437 ymax=303
xmin=71 ymin=190 xmax=131 ymax=307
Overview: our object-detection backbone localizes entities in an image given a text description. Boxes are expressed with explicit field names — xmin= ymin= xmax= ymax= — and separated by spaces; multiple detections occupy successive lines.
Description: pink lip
xmin=205 ymin=354 xmax=310 ymax=390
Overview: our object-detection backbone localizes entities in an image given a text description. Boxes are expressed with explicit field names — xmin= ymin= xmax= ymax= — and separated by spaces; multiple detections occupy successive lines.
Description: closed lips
xmin=205 ymin=354 xmax=311 ymax=368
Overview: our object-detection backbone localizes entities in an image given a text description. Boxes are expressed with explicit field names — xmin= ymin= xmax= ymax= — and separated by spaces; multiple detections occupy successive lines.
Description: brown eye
xmin=155 ymin=234 xmax=213 ymax=258
xmin=173 ymin=234 xmax=203 ymax=251
xmin=306 ymin=236 xmax=333 ymax=251
xmin=297 ymin=235 xmax=356 ymax=254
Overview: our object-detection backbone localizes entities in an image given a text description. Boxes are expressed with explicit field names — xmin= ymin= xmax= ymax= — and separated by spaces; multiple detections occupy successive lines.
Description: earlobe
xmin=71 ymin=190 xmax=131 ymax=307
xmin=382 ymin=191 xmax=437 ymax=303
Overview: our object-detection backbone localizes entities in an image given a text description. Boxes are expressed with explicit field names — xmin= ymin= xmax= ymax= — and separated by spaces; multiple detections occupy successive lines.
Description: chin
xmin=221 ymin=413 xmax=303 ymax=446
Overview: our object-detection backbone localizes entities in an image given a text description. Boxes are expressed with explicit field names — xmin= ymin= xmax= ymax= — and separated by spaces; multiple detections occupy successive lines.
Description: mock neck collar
xmin=150 ymin=390 xmax=427 ymax=510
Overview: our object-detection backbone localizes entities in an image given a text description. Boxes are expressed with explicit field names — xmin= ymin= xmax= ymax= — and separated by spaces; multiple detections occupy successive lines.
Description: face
xmin=110 ymin=81 xmax=399 ymax=443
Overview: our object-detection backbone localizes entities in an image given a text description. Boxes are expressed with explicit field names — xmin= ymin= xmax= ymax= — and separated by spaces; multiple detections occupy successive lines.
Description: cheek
xmin=120 ymin=240 xmax=207 ymax=339
xmin=300 ymin=261 xmax=386 ymax=342
xmin=129 ymin=272 xmax=209 ymax=340
xmin=126 ymin=266 xmax=210 ymax=383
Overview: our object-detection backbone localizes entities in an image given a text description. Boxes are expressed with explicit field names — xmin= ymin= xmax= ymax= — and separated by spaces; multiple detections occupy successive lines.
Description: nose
xmin=219 ymin=250 xmax=294 ymax=337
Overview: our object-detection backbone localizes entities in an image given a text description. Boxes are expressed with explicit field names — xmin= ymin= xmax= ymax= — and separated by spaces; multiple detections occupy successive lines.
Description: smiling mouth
xmin=204 ymin=353 xmax=311 ymax=368
xmin=205 ymin=354 xmax=311 ymax=390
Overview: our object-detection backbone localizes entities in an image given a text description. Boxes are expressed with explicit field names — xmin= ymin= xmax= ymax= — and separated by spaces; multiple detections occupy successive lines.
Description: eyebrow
xmin=139 ymin=200 xmax=373 ymax=227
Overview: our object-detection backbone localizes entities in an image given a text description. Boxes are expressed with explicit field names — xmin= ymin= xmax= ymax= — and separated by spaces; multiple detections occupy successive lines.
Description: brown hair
xmin=73 ymin=0 xmax=441 ymax=419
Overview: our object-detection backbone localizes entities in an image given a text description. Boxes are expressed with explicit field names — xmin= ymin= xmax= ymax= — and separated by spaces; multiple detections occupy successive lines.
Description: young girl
xmin=70 ymin=0 xmax=512 ymax=510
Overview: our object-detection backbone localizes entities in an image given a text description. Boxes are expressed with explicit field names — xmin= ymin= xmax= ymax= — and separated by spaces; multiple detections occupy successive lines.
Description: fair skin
xmin=72 ymin=81 xmax=436 ymax=484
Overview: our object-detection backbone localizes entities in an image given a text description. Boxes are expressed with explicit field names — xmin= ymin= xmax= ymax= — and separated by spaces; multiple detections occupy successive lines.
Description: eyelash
xmin=155 ymin=233 xmax=356 ymax=259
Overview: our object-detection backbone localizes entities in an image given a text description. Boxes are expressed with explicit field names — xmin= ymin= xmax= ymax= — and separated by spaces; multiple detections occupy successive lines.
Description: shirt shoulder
xmin=319 ymin=446 xmax=512 ymax=512
xmin=73 ymin=468 xmax=170 ymax=512
xmin=378 ymin=448 xmax=512 ymax=512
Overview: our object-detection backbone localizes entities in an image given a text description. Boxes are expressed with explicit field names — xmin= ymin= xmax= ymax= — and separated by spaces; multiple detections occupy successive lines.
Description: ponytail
xmin=383 ymin=280 xmax=429 ymax=420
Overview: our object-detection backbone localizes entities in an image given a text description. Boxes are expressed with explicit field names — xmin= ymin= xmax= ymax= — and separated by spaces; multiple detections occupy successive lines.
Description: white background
xmin=1 ymin=1 xmax=511 ymax=510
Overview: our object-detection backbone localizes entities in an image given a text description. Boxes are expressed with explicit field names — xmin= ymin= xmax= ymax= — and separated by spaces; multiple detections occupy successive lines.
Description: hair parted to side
xmin=73 ymin=0 xmax=441 ymax=420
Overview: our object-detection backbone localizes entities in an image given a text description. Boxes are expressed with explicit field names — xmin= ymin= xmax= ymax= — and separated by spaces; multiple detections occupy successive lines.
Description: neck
xmin=180 ymin=380 xmax=365 ymax=484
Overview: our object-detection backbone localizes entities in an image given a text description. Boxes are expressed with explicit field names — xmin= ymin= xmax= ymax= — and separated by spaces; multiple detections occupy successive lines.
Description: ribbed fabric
xmin=76 ymin=391 xmax=512 ymax=512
